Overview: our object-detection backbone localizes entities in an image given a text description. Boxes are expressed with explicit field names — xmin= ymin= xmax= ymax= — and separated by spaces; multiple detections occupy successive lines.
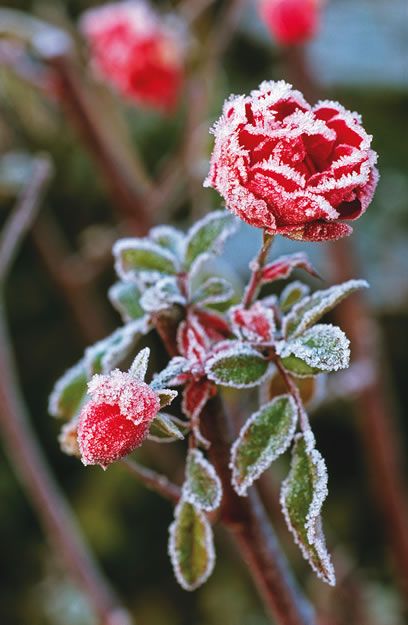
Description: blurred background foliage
xmin=0 ymin=1 xmax=407 ymax=624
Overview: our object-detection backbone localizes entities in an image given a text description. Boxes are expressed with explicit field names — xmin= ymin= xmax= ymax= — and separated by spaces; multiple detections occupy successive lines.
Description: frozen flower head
xmin=205 ymin=81 xmax=379 ymax=241
xmin=80 ymin=0 xmax=185 ymax=112
xmin=77 ymin=369 xmax=160 ymax=468
xmin=260 ymin=0 xmax=320 ymax=46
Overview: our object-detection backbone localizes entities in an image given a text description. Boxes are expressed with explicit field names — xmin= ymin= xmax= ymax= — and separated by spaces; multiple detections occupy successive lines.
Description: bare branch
xmin=121 ymin=459 xmax=181 ymax=504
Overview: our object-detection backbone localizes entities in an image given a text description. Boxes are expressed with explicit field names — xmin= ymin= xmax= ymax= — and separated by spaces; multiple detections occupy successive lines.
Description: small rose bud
xmin=260 ymin=0 xmax=320 ymax=46
xmin=80 ymin=1 xmax=185 ymax=112
xmin=77 ymin=370 xmax=160 ymax=468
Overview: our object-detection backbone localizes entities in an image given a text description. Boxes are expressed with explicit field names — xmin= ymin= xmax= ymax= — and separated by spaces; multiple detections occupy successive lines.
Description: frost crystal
xmin=277 ymin=324 xmax=350 ymax=373
xmin=205 ymin=80 xmax=378 ymax=241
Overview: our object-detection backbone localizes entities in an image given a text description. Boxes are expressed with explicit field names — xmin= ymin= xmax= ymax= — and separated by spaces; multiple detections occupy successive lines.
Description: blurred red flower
xmin=260 ymin=0 xmax=320 ymax=45
xmin=205 ymin=81 xmax=378 ymax=241
xmin=80 ymin=0 xmax=184 ymax=112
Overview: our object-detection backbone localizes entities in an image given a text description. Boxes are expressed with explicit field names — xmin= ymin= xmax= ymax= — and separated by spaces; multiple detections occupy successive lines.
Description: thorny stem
xmin=121 ymin=459 xmax=181 ymax=504
xmin=0 ymin=163 xmax=132 ymax=625
xmin=243 ymin=231 xmax=274 ymax=308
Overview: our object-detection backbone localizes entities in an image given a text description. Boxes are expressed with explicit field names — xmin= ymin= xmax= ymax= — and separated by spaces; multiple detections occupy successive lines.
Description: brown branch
xmin=121 ymin=459 xmax=181 ymax=504
xmin=0 ymin=164 xmax=132 ymax=625
xmin=283 ymin=45 xmax=408 ymax=602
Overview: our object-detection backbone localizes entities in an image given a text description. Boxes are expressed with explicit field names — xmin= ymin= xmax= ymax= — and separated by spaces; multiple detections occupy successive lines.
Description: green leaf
xmin=148 ymin=413 xmax=186 ymax=442
xmin=231 ymin=395 xmax=297 ymax=496
xmin=149 ymin=225 xmax=184 ymax=257
xmin=140 ymin=276 xmax=186 ymax=313
xmin=113 ymin=238 xmax=178 ymax=280
xmin=108 ymin=281 xmax=144 ymax=322
xmin=183 ymin=449 xmax=222 ymax=511
xmin=278 ymin=324 xmax=350 ymax=377
xmin=48 ymin=361 xmax=87 ymax=420
xmin=192 ymin=277 xmax=234 ymax=307
xmin=205 ymin=343 xmax=269 ymax=388
xmin=283 ymin=279 xmax=368 ymax=338
xmin=281 ymin=431 xmax=336 ymax=586
xmin=168 ymin=500 xmax=215 ymax=591
xmin=156 ymin=389 xmax=178 ymax=409
xmin=85 ymin=321 xmax=145 ymax=376
xmin=184 ymin=211 xmax=237 ymax=268
xmin=279 ymin=281 xmax=310 ymax=313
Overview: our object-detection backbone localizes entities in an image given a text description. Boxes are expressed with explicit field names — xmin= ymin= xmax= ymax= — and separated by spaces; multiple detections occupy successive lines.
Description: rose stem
xmin=242 ymin=231 xmax=274 ymax=308
xmin=0 ymin=157 xmax=132 ymax=625
xmin=121 ymin=459 xmax=181 ymax=504
xmin=284 ymin=43 xmax=408 ymax=602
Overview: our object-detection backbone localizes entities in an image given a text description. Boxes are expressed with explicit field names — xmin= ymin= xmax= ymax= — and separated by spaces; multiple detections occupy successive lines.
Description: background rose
xmin=260 ymin=0 xmax=321 ymax=45
xmin=205 ymin=80 xmax=379 ymax=241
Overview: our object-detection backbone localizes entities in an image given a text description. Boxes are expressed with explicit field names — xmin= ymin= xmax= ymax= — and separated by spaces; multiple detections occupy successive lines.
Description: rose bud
xmin=80 ymin=0 xmax=185 ymax=112
xmin=78 ymin=369 xmax=160 ymax=468
xmin=259 ymin=0 xmax=320 ymax=46
xmin=205 ymin=80 xmax=378 ymax=242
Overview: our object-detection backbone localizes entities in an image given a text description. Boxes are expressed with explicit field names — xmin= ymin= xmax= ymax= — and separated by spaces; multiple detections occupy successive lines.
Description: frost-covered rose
xmin=205 ymin=81 xmax=378 ymax=241
xmin=80 ymin=0 xmax=184 ymax=112
xmin=78 ymin=370 xmax=160 ymax=467
xmin=260 ymin=0 xmax=320 ymax=45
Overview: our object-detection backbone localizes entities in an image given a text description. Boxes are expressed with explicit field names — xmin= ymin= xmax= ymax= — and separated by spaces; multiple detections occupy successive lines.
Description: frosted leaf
xmin=230 ymin=395 xmax=297 ymax=496
xmin=192 ymin=277 xmax=234 ymax=307
xmin=148 ymin=412 xmax=186 ymax=443
xmin=277 ymin=324 xmax=350 ymax=377
xmin=283 ymin=279 xmax=369 ymax=338
xmin=182 ymin=379 xmax=213 ymax=420
xmin=261 ymin=253 xmax=320 ymax=284
xmin=108 ymin=281 xmax=144 ymax=322
xmin=58 ymin=416 xmax=80 ymax=457
xmin=149 ymin=225 xmax=185 ymax=258
xmin=205 ymin=342 xmax=270 ymax=388
xmin=48 ymin=361 xmax=87 ymax=420
xmin=113 ymin=238 xmax=179 ymax=282
xmin=183 ymin=449 xmax=222 ymax=512
xmin=128 ymin=347 xmax=150 ymax=381
xmin=230 ymin=302 xmax=275 ymax=344
xmin=281 ymin=431 xmax=336 ymax=586
xmin=156 ymin=389 xmax=178 ymax=409
xmin=85 ymin=320 xmax=147 ymax=376
xmin=280 ymin=281 xmax=310 ymax=313
xmin=168 ymin=499 xmax=215 ymax=591
xmin=184 ymin=210 xmax=238 ymax=269
xmin=140 ymin=276 xmax=186 ymax=313
xmin=151 ymin=357 xmax=190 ymax=390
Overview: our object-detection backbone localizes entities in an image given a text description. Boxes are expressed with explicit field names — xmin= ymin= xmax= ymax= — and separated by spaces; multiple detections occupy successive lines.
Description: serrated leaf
xmin=281 ymin=431 xmax=335 ymax=586
xmin=48 ymin=361 xmax=87 ymax=419
xmin=108 ymin=281 xmax=144 ymax=322
xmin=261 ymin=253 xmax=320 ymax=284
xmin=230 ymin=302 xmax=275 ymax=344
xmin=151 ymin=357 xmax=190 ymax=390
xmin=148 ymin=412 xmax=186 ymax=442
xmin=184 ymin=211 xmax=237 ymax=268
xmin=230 ymin=395 xmax=297 ymax=496
xmin=183 ymin=449 xmax=222 ymax=511
xmin=129 ymin=347 xmax=150 ymax=381
xmin=283 ymin=279 xmax=368 ymax=338
xmin=140 ymin=276 xmax=186 ymax=313
xmin=113 ymin=238 xmax=178 ymax=281
xmin=277 ymin=324 xmax=350 ymax=377
xmin=280 ymin=281 xmax=310 ymax=313
xmin=85 ymin=320 xmax=145 ymax=376
xmin=168 ymin=500 xmax=215 ymax=591
xmin=192 ymin=277 xmax=234 ymax=307
xmin=205 ymin=343 xmax=269 ymax=388
xmin=149 ymin=225 xmax=184 ymax=257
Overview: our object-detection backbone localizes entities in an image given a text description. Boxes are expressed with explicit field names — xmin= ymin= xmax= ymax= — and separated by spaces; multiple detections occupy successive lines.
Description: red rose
xmin=260 ymin=0 xmax=320 ymax=46
xmin=78 ymin=370 xmax=160 ymax=467
xmin=80 ymin=1 xmax=184 ymax=112
xmin=204 ymin=81 xmax=378 ymax=241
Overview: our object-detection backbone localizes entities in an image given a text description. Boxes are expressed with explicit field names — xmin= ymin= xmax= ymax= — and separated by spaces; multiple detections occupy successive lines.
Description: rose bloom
xmin=205 ymin=81 xmax=378 ymax=241
xmin=77 ymin=370 xmax=160 ymax=468
xmin=260 ymin=0 xmax=320 ymax=45
xmin=80 ymin=0 xmax=184 ymax=112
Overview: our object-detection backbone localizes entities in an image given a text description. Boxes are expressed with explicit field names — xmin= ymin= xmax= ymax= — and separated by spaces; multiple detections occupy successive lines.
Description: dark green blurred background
xmin=0 ymin=1 xmax=407 ymax=623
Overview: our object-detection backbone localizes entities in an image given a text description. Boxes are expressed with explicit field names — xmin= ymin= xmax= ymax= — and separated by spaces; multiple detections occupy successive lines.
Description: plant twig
xmin=242 ymin=231 xmax=274 ymax=308
xmin=0 ymin=163 xmax=132 ymax=625
xmin=121 ymin=459 xmax=181 ymax=504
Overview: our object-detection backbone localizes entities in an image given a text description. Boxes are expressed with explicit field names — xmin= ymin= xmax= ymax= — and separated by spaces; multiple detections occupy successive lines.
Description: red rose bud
xmin=204 ymin=81 xmax=378 ymax=242
xmin=260 ymin=0 xmax=320 ymax=46
xmin=80 ymin=1 xmax=185 ymax=112
xmin=77 ymin=370 xmax=160 ymax=468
